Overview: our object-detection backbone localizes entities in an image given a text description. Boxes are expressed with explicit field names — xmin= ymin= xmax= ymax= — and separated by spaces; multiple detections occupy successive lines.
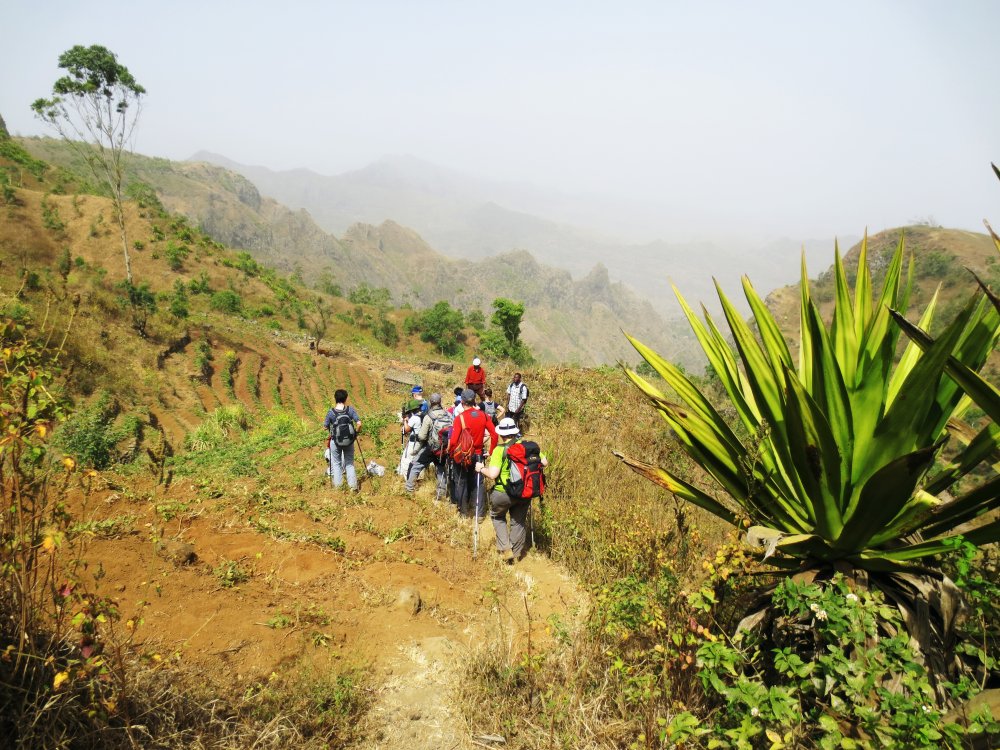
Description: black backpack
xmin=330 ymin=409 xmax=357 ymax=448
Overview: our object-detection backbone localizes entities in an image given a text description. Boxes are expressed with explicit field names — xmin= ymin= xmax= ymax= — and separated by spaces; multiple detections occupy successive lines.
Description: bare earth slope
xmin=0 ymin=167 xmax=588 ymax=748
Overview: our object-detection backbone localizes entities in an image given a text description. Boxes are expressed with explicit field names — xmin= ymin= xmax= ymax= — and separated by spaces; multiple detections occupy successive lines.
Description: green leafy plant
xmin=666 ymin=575 xmax=977 ymax=749
xmin=620 ymin=234 xmax=1000 ymax=674
xmin=384 ymin=523 xmax=412 ymax=545
xmin=53 ymin=391 xmax=140 ymax=469
xmin=164 ymin=240 xmax=190 ymax=271
xmin=193 ymin=339 xmax=213 ymax=383
xmin=372 ymin=312 xmax=399 ymax=347
xmin=221 ymin=350 xmax=238 ymax=396
xmin=115 ymin=280 xmax=157 ymax=337
xmin=213 ymin=558 xmax=251 ymax=588
xmin=169 ymin=279 xmax=189 ymax=319
xmin=210 ymin=289 xmax=242 ymax=315
xmin=405 ymin=300 xmax=466 ymax=356
xmin=266 ymin=613 xmax=292 ymax=629
xmin=40 ymin=194 xmax=66 ymax=234
xmin=1 ymin=170 xmax=18 ymax=205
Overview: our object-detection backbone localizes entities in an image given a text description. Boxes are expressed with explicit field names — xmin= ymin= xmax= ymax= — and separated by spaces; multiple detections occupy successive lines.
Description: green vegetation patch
xmin=171 ymin=408 xmax=317 ymax=479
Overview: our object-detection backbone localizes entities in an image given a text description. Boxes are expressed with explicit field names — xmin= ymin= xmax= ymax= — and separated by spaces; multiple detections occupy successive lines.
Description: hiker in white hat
xmin=465 ymin=356 xmax=486 ymax=404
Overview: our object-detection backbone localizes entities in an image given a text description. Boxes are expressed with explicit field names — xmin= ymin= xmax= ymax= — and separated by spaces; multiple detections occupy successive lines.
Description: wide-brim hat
xmin=496 ymin=417 xmax=519 ymax=436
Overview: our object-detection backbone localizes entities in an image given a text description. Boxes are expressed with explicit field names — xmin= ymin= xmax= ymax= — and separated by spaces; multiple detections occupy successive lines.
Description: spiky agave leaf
xmin=620 ymin=233 xmax=1000 ymax=572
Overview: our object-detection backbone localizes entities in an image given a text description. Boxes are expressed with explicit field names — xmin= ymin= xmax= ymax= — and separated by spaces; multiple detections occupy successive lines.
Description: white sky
xmin=2 ymin=0 xmax=998 ymax=242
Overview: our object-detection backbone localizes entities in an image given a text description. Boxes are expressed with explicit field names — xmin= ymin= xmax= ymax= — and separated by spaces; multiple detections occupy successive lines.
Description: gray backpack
xmin=427 ymin=410 xmax=454 ymax=454
xmin=330 ymin=410 xmax=357 ymax=448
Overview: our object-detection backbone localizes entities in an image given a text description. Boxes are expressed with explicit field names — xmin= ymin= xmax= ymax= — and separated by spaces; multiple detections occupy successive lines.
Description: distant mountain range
xmin=18 ymin=137 xmax=697 ymax=367
xmin=193 ymin=152 xmax=856 ymax=318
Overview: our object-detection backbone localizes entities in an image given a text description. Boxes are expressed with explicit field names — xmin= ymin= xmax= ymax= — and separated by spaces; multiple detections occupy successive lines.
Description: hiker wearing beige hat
xmin=477 ymin=417 xmax=548 ymax=563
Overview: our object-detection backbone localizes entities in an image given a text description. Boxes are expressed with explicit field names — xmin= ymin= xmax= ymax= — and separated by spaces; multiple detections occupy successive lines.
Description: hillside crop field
xmin=2 ymin=138 xmax=999 ymax=749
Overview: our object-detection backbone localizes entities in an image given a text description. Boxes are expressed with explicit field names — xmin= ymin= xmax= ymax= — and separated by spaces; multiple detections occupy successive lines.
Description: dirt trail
xmin=365 ymin=519 xmax=586 ymax=750
xmin=68 ymin=335 xmax=584 ymax=747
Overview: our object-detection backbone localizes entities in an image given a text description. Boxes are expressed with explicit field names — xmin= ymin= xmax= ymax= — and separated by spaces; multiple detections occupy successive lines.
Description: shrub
xmin=52 ymin=392 xmax=140 ymax=469
xmin=348 ymin=283 xmax=391 ymax=308
xmin=193 ymin=339 xmax=213 ymax=382
xmin=169 ymin=280 xmax=189 ymax=319
xmin=189 ymin=271 xmax=211 ymax=295
xmin=164 ymin=240 xmax=189 ymax=271
xmin=667 ymin=574 xmax=984 ymax=749
xmin=115 ymin=280 xmax=157 ymax=336
xmin=210 ymin=289 xmax=242 ymax=315
xmin=372 ymin=313 xmax=399 ymax=347
xmin=407 ymin=301 xmax=466 ymax=356
xmin=57 ymin=247 xmax=72 ymax=280
xmin=184 ymin=404 xmax=252 ymax=452
xmin=0 ymin=170 xmax=16 ymax=204
xmin=40 ymin=195 xmax=65 ymax=234
xmin=125 ymin=180 xmax=163 ymax=212
xmin=221 ymin=350 xmax=239 ymax=396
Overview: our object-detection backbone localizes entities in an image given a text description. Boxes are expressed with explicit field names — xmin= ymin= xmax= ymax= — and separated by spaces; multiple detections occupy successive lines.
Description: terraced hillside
xmin=0 ymin=141 xmax=596 ymax=748
xmin=149 ymin=327 xmax=386 ymax=447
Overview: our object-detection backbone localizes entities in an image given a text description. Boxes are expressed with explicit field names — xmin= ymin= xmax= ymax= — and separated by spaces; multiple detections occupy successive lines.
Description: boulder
xmin=396 ymin=586 xmax=421 ymax=615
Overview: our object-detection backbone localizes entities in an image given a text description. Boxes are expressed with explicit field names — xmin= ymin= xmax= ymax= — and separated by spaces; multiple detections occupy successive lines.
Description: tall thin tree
xmin=33 ymin=45 xmax=146 ymax=284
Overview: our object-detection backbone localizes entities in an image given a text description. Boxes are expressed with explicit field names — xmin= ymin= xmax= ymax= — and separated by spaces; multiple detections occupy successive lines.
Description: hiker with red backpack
xmin=450 ymin=388 xmax=497 ymax=518
xmin=324 ymin=389 xmax=362 ymax=492
xmin=476 ymin=417 xmax=547 ymax=564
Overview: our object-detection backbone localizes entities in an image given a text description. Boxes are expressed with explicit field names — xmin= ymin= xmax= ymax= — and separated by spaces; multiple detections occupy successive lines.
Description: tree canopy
xmin=405 ymin=301 xmax=466 ymax=357
xmin=481 ymin=298 xmax=533 ymax=365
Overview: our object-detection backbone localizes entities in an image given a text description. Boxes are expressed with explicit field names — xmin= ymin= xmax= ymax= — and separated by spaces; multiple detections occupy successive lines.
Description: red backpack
xmin=451 ymin=411 xmax=478 ymax=467
xmin=502 ymin=440 xmax=545 ymax=499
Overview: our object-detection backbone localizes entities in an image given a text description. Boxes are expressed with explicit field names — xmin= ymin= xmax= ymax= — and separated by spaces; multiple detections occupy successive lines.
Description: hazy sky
xmin=3 ymin=1 xmax=998 ymax=242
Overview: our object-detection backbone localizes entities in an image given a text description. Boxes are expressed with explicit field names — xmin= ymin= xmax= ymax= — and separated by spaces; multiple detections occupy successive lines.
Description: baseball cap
xmin=472 ymin=357 xmax=481 ymax=366
xmin=411 ymin=385 xmax=423 ymax=395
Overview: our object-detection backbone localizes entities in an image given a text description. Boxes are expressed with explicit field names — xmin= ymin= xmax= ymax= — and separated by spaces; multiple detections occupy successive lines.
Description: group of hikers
xmin=323 ymin=357 xmax=545 ymax=563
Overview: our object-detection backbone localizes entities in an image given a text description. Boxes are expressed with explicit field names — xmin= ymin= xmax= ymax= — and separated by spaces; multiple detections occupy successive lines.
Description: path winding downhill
xmin=366 ymin=519 xmax=586 ymax=750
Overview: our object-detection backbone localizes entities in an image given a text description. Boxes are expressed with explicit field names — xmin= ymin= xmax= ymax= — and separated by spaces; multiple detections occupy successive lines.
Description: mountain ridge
xmin=19 ymin=137 xmax=694 ymax=367
xmin=190 ymin=150 xmax=856 ymax=318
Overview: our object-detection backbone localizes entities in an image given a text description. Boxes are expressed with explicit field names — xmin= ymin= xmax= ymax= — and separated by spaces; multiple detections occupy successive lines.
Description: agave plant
xmin=618 ymin=235 xmax=1000 ymax=665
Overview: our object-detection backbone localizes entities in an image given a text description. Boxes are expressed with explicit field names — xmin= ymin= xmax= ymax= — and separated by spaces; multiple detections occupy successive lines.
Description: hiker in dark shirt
xmin=324 ymin=389 xmax=362 ymax=491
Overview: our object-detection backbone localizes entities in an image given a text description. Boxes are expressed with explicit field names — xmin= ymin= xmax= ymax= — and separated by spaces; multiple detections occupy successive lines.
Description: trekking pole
xmin=355 ymin=437 xmax=378 ymax=493
xmin=327 ymin=436 xmax=336 ymax=489
xmin=473 ymin=455 xmax=481 ymax=559
xmin=529 ymin=498 xmax=535 ymax=550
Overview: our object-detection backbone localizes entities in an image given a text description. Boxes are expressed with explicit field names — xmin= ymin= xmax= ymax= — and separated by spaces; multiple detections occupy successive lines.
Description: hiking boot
xmin=501 ymin=549 xmax=515 ymax=565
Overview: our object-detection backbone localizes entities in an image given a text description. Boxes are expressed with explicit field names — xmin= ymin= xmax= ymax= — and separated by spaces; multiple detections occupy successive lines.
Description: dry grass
xmin=455 ymin=364 xmax=734 ymax=748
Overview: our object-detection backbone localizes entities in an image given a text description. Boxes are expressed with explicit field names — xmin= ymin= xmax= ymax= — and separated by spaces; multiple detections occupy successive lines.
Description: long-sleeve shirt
xmin=465 ymin=365 xmax=487 ymax=387
xmin=450 ymin=406 xmax=497 ymax=458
